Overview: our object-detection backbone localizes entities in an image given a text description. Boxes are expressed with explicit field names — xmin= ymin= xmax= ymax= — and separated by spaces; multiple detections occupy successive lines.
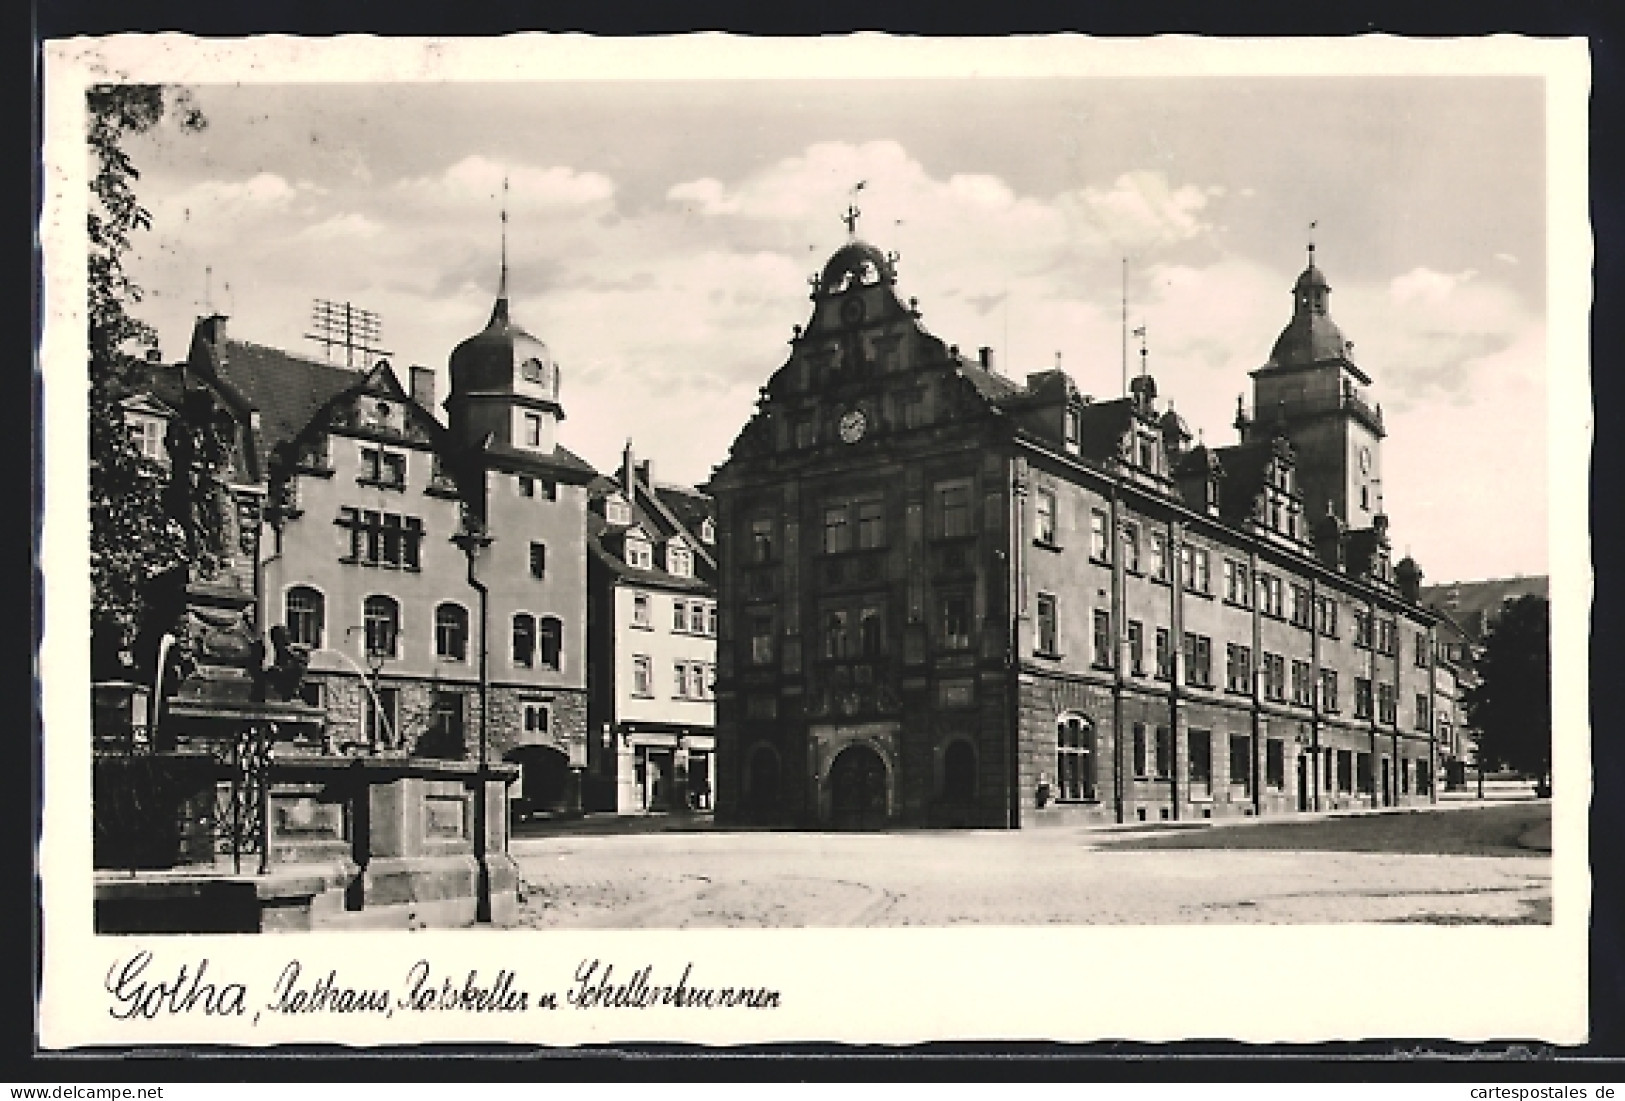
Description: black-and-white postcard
xmin=39 ymin=32 xmax=1591 ymax=1048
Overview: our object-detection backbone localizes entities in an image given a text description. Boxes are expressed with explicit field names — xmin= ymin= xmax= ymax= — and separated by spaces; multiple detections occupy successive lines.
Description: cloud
xmin=395 ymin=155 xmax=615 ymax=212
xmin=295 ymin=212 xmax=384 ymax=242
xmin=1389 ymin=266 xmax=1478 ymax=305
xmin=1495 ymin=251 xmax=1519 ymax=265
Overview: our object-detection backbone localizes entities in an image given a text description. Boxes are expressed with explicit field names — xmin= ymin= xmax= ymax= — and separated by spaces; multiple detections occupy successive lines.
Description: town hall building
xmin=707 ymin=231 xmax=1445 ymax=829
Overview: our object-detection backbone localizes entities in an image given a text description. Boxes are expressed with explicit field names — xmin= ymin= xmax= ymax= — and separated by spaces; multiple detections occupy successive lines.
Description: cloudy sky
xmin=119 ymin=70 xmax=1549 ymax=584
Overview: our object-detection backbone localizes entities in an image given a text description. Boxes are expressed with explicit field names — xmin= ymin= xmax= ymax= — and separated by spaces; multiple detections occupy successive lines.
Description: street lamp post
xmin=452 ymin=517 xmax=494 ymax=924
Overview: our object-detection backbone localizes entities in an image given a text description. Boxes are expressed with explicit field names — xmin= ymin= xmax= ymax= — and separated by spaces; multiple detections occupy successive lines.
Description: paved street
xmin=511 ymin=802 xmax=1551 ymax=928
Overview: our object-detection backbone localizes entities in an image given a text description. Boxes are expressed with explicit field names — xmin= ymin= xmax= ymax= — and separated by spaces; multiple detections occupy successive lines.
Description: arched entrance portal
xmin=507 ymin=745 xmax=570 ymax=818
xmin=744 ymin=745 xmax=780 ymax=823
xmin=830 ymin=744 xmax=888 ymax=831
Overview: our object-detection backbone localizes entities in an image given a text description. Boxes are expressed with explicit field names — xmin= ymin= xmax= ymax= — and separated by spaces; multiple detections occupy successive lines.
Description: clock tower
xmin=1244 ymin=244 xmax=1385 ymax=530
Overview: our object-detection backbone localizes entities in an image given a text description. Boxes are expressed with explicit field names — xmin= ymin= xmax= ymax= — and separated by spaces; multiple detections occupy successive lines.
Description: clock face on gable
xmin=839 ymin=409 xmax=867 ymax=444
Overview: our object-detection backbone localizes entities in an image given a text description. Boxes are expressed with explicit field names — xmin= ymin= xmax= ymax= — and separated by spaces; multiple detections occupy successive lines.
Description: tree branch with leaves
xmin=87 ymin=84 xmax=206 ymax=681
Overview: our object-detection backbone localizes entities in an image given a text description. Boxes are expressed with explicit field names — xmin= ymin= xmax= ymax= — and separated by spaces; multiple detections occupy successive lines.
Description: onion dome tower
xmin=444 ymin=198 xmax=565 ymax=457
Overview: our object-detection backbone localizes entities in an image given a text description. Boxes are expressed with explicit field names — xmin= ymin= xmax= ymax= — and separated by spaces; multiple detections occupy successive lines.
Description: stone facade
xmin=708 ymin=235 xmax=1443 ymax=830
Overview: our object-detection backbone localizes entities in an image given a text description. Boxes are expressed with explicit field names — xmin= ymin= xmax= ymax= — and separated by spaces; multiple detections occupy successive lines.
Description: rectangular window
xmin=632 ymin=655 xmax=653 ymax=696
xmin=1056 ymin=716 xmax=1095 ymax=801
xmin=1188 ymin=730 xmax=1212 ymax=793
xmin=673 ymin=600 xmax=689 ymax=632
xmin=1378 ymin=683 xmax=1397 ymax=725
xmin=1127 ymin=620 xmax=1144 ymax=676
xmin=1155 ymin=627 xmax=1173 ymax=680
xmin=856 ymin=499 xmax=886 ymax=549
xmin=523 ymin=413 xmax=543 ymax=448
xmin=1181 ymin=632 xmax=1213 ymax=688
xmin=1266 ymin=739 xmax=1286 ymax=789
xmin=1064 ymin=406 xmax=1082 ymax=450
xmin=1132 ymin=723 xmax=1148 ymax=778
xmin=938 ymin=483 xmax=973 ymax=537
xmin=750 ymin=518 xmax=774 ymax=563
xmin=380 ymin=451 xmax=406 ymax=488
xmin=1181 ymin=545 xmax=1211 ymax=593
xmin=823 ymin=608 xmax=850 ymax=659
xmin=1229 ymin=733 xmax=1252 ymax=792
xmin=1262 ymin=653 xmax=1286 ymax=701
xmin=1149 ymin=532 xmax=1168 ymax=581
xmin=1291 ymin=584 xmax=1312 ymax=627
xmin=1122 ymin=521 xmax=1140 ymax=572
xmin=690 ymin=603 xmax=706 ymax=635
xmin=1036 ymin=594 xmax=1059 ymax=657
xmin=517 ymin=475 xmax=536 ymax=498
xmin=1377 ymin=620 xmax=1396 ymax=656
xmin=1092 ymin=609 xmax=1112 ymax=669
xmin=1291 ymin=660 xmax=1313 ymax=706
xmin=632 ymin=592 xmax=651 ymax=628
xmin=1257 ymin=573 xmax=1283 ymax=617
xmin=750 ymin=615 xmax=775 ymax=666
xmin=1356 ymin=752 xmax=1374 ymax=795
xmin=430 ymin=691 xmax=465 ymax=750
xmin=340 ymin=509 xmax=423 ymax=569
xmin=1154 ymin=726 xmax=1172 ymax=779
xmin=1415 ymin=631 xmax=1430 ymax=667
xmin=937 ymin=677 xmax=976 ymax=709
xmin=1320 ymin=669 xmax=1339 ymax=713
xmin=1089 ymin=510 xmax=1109 ymax=562
xmin=940 ymin=593 xmax=972 ymax=651
xmin=1224 ymin=560 xmax=1251 ymax=606
xmin=1034 ymin=488 xmax=1056 ymax=545
xmin=823 ymin=505 xmax=851 ymax=554
xmin=1417 ymin=758 xmax=1433 ymax=795
xmin=1416 ymin=693 xmax=1432 ymax=732
xmin=1225 ymin=644 xmax=1252 ymax=694
xmin=674 ymin=662 xmax=688 ymax=699
xmin=1354 ymin=609 xmax=1373 ymax=648
xmin=529 ymin=541 xmax=546 ymax=579
xmin=706 ymin=604 xmax=718 ymax=636
xmin=1355 ymin=677 xmax=1374 ymax=720
xmin=1337 ymin=749 xmax=1354 ymax=793
xmin=1316 ymin=596 xmax=1339 ymax=637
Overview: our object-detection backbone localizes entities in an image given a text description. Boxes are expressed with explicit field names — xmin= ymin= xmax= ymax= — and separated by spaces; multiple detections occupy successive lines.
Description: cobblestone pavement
xmin=512 ymin=804 xmax=1551 ymax=928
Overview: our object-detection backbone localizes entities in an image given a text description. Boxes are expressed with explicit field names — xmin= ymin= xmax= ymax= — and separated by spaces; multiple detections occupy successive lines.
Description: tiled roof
xmin=953 ymin=357 xmax=1024 ymax=402
xmin=210 ymin=340 xmax=366 ymax=450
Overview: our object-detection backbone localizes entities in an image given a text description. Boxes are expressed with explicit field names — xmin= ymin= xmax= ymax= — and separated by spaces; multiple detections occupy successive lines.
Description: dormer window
xmin=127 ymin=413 xmax=168 ymax=463
xmin=625 ymin=533 xmax=653 ymax=570
xmin=667 ymin=543 xmax=693 ymax=578
xmin=605 ymin=496 xmax=631 ymax=525
xmin=1137 ymin=434 xmax=1156 ymax=473
xmin=1064 ymin=406 xmax=1083 ymax=453
xmin=699 ymin=518 xmax=715 ymax=544
xmin=523 ymin=412 xmax=543 ymax=449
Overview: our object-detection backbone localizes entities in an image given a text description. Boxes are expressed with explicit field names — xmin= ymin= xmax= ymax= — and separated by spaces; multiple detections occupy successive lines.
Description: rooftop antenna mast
xmin=305 ymin=299 xmax=392 ymax=370
xmin=1120 ymin=257 xmax=1129 ymax=398
xmin=204 ymin=265 xmax=213 ymax=314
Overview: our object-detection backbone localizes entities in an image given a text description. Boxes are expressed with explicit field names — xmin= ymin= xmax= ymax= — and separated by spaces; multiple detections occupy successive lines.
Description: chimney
xmin=409 ymin=365 xmax=436 ymax=411
xmin=622 ymin=439 xmax=636 ymax=495
xmin=978 ymin=346 xmax=996 ymax=374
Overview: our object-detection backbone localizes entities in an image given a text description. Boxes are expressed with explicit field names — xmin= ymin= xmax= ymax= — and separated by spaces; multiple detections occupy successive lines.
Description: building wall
xmin=265 ymin=429 xmax=590 ymax=778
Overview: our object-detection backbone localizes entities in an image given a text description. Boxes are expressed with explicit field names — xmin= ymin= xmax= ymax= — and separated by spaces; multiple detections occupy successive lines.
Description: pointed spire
xmin=498 ymin=174 xmax=510 ymax=301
